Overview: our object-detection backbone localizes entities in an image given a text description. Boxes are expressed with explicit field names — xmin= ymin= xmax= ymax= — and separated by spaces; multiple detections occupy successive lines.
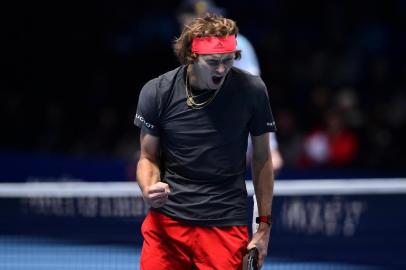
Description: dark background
xmin=3 ymin=0 xmax=406 ymax=179
xmin=1 ymin=2 xmax=406 ymax=268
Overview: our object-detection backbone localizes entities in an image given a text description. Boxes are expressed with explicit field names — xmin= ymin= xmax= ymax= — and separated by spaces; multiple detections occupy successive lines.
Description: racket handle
xmin=243 ymin=247 xmax=259 ymax=270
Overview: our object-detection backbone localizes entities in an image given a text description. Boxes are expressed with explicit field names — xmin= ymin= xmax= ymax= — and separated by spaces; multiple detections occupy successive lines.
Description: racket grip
xmin=244 ymin=247 xmax=259 ymax=270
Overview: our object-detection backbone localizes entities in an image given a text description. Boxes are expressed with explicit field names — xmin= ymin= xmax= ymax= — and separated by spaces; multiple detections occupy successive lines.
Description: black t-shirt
xmin=134 ymin=66 xmax=276 ymax=226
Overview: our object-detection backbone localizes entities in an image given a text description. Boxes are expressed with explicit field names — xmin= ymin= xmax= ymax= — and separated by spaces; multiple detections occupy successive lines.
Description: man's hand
xmin=247 ymin=223 xmax=271 ymax=269
xmin=142 ymin=182 xmax=170 ymax=208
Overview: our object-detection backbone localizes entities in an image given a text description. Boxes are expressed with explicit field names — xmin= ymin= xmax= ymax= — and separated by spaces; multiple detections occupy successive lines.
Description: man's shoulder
xmin=231 ymin=67 xmax=266 ymax=91
xmin=156 ymin=66 xmax=184 ymax=92
xmin=142 ymin=66 xmax=183 ymax=95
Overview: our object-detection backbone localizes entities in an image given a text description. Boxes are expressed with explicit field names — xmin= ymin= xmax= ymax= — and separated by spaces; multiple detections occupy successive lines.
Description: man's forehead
xmin=200 ymin=53 xmax=235 ymax=60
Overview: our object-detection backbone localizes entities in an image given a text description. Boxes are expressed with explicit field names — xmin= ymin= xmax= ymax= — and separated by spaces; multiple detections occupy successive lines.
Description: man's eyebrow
xmin=222 ymin=56 xmax=233 ymax=61
xmin=205 ymin=57 xmax=220 ymax=61
xmin=206 ymin=56 xmax=233 ymax=62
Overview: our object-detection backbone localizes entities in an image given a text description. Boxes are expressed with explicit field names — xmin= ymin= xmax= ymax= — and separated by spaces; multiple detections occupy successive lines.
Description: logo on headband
xmin=214 ymin=41 xmax=224 ymax=49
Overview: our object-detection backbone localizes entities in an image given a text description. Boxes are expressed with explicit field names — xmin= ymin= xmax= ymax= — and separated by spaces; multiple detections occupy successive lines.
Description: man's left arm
xmin=247 ymin=132 xmax=274 ymax=268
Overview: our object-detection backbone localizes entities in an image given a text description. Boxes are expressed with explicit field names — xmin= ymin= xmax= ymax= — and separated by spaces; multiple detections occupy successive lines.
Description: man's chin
xmin=209 ymin=81 xmax=223 ymax=90
xmin=208 ymin=85 xmax=219 ymax=90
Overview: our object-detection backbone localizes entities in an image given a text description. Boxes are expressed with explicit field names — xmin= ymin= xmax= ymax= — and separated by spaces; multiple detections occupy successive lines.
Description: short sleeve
xmin=134 ymin=79 xmax=161 ymax=136
xmin=248 ymin=82 xmax=276 ymax=136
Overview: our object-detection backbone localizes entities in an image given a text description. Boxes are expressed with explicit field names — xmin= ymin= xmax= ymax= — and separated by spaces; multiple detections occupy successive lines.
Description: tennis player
xmin=135 ymin=14 xmax=275 ymax=269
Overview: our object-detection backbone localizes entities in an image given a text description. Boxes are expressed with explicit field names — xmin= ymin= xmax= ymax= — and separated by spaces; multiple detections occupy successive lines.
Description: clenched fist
xmin=142 ymin=182 xmax=170 ymax=208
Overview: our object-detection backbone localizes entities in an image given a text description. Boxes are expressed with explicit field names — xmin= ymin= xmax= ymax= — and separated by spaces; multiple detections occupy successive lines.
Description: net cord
xmin=0 ymin=179 xmax=405 ymax=198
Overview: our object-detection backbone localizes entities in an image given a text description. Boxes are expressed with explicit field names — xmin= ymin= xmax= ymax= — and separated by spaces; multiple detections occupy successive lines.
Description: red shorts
xmin=140 ymin=210 xmax=248 ymax=270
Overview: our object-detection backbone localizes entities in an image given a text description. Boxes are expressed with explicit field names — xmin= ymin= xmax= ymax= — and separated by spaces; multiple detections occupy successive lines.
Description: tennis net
xmin=1 ymin=179 xmax=405 ymax=270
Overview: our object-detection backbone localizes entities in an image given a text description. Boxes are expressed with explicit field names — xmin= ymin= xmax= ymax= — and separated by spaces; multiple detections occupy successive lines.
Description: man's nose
xmin=216 ymin=63 xmax=226 ymax=74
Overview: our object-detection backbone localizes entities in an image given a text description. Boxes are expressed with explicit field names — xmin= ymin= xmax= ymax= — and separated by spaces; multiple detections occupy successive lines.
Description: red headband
xmin=191 ymin=35 xmax=237 ymax=54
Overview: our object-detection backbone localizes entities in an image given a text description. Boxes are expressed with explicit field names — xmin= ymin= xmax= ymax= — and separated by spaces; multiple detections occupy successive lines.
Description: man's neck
xmin=187 ymin=65 xmax=202 ymax=90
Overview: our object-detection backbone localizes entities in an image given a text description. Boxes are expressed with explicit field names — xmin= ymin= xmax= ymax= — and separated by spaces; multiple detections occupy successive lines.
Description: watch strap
xmin=256 ymin=215 xmax=271 ymax=226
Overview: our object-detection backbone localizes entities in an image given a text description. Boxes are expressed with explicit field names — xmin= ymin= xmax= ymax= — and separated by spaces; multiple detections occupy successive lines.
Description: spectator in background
xmin=300 ymin=108 xmax=359 ymax=168
xmin=176 ymin=0 xmax=283 ymax=235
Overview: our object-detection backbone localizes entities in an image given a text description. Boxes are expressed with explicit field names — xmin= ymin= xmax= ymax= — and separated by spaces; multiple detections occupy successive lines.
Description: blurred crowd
xmin=3 ymin=0 xmax=406 ymax=174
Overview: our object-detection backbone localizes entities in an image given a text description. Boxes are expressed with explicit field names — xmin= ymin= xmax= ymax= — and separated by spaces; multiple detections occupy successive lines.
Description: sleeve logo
xmin=136 ymin=114 xmax=155 ymax=129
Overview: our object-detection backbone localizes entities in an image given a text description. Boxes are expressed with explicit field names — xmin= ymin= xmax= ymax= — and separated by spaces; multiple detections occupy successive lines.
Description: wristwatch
xmin=255 ymin=215 xmax=271 ymax=226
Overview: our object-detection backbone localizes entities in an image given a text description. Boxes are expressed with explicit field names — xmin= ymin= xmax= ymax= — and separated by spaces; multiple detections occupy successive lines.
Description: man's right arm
xmin=136 ymin=129 xmax=170 ymax=208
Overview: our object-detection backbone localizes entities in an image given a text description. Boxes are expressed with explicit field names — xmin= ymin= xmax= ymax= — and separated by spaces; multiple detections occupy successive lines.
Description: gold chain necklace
xmin=185 ymin=69 xmax=220 ymax=110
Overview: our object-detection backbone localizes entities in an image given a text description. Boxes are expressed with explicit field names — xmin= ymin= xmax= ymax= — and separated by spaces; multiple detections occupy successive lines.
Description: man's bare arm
xmin=247 ymin=132 xmax=274 ymax=268
xmin=136 ymin=129 xmax=170 ymax=208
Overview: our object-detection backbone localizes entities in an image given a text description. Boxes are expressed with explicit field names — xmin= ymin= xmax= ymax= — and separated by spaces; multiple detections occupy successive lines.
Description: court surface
xmin=0 ymin=236 xmax=385 ymax=270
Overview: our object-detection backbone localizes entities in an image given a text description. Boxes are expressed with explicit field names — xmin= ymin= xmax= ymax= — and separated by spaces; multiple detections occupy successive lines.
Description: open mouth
xmin=212 ymin=76 xmax=223 ymax=85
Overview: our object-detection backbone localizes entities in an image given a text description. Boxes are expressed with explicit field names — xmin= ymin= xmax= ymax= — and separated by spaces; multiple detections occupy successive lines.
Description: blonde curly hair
xmin=174 ymin=13 xmax=241 ymax=65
